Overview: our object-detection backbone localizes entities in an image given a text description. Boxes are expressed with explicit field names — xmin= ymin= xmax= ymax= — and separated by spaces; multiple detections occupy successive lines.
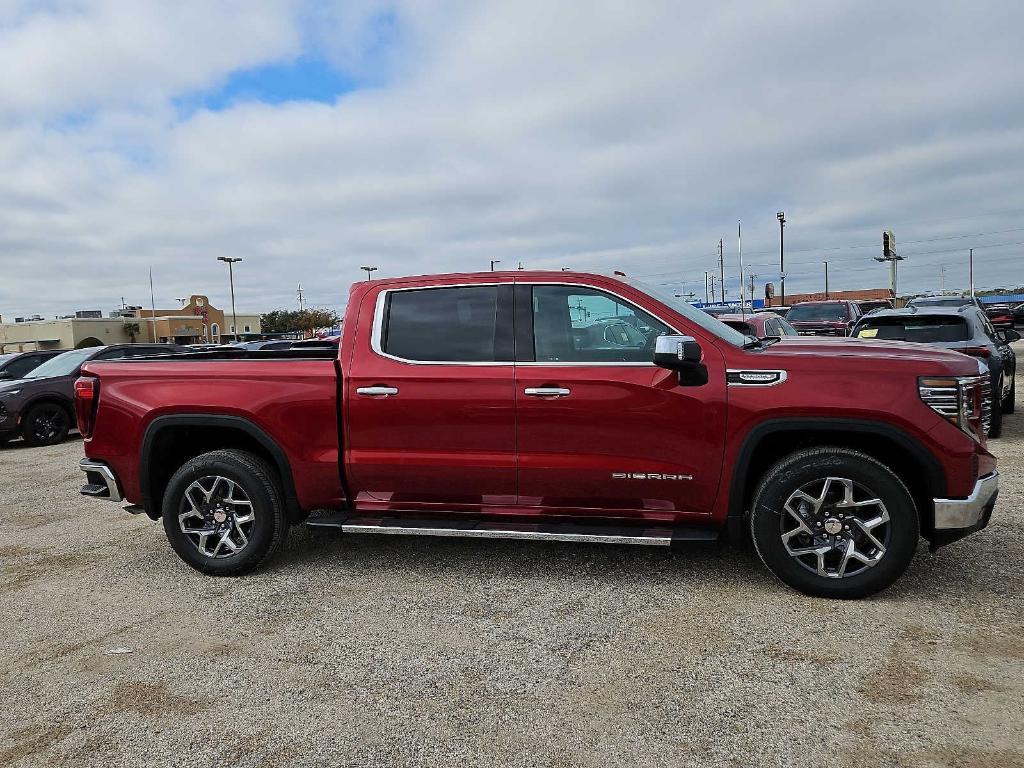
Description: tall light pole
xmin=360 ymin=265 xmax=377 ymax=281
xmin=216 ymin=257 xmax=242 ymax=341
xmin=776 ymin=211 xmax=786 ymax=306
xmin=490 ymin=259 xmax=501 ymax=271
xmin=823 ymin=260 xmax=829 ymax=299
xmin=969 ymin=249 xmax=974 ymax=297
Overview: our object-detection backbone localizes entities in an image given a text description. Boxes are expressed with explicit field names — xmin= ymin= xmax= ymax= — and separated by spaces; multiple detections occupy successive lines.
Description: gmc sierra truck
xmin=75 ymin=271 xmax=999 ymax=598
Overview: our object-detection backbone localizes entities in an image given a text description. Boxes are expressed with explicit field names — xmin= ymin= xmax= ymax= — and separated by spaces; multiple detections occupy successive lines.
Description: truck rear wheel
xmin=749 ymin=447 xmax=919 ymax=599
xmin=161 ymin=449 xmax=288 ymax=576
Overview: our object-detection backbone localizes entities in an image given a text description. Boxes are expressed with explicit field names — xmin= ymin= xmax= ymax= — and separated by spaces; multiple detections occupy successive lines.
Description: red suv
xmin=786 ymin=301 xmax=862 ymax=336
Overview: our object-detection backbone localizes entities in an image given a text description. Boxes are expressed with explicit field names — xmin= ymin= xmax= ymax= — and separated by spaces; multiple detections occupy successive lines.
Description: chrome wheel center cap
xmin=213 ymin=510 xmax=228 ymax=523
xmin=824 ymin=517 xmax=843 ymax=535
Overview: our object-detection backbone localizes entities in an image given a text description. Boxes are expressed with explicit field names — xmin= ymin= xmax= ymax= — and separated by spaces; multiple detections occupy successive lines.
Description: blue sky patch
xmin=176 ymin=57 xmax=359 ymax=116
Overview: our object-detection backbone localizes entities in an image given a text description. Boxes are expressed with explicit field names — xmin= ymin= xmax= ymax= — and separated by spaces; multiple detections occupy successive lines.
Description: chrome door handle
xmin=523 ymin=387 xmax=571 ymax=397
xmin=356 ymin=386 xmax=399 ymax=397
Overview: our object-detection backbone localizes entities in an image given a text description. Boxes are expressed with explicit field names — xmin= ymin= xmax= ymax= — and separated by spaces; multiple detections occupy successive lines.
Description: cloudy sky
xmin=1 ymin=0 xmax=1023 ymax=317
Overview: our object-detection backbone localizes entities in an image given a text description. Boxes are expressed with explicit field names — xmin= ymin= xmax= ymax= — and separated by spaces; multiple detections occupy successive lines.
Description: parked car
xmin=906 ymin=295 xmax=985 ymax=311
xmin=763 ymin=306 xmax=791 ymax=318
xmin=717 ymin=312 xmax=799 ymax=338
xmin=0 ymin=343 xmax=182 ymax=446
xmin=851 ymin=306 xmax=1018 ymax=437
xmin=984 ymin=304 xmax=1015 ymax=331
xmin=0 ymin=350 xmax=65 ymax=380
xmin=786 ymin=300 xmax=862 ymax=336
xmin=235 ymin=340 xmax=295 ymax=351
xmin=1014 ymin=303 xmax=1024 ymax=327
xmin=700 ymin=305 xmax=741 ymax=317
xmin=77 ymin=271 xmax=998 ymax=599
xmin=290 ymin=335 xmax=341 ymax=348
xmin=855 ymin=299 xmax=894 ymax=315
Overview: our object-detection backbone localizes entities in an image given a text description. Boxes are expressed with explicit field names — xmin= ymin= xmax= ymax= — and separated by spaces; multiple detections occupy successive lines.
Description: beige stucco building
xmin=0 ymin=294 xmax=262 ymax=352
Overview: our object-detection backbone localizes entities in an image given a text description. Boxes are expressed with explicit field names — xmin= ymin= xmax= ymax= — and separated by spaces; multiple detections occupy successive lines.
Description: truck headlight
xmin=919 ymin=375 xmax=986 ymax=441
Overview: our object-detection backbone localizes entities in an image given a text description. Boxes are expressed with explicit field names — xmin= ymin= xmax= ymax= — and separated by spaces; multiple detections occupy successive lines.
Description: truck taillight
xmin=74 ymin=376 xmax=99 ymax=438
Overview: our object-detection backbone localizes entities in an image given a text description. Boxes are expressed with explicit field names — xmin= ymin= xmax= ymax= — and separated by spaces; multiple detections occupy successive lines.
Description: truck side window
xmin=383 ymin=286 xmax=500 ymax=362
xmin=532 ymin=285 xmax=669 ymax=363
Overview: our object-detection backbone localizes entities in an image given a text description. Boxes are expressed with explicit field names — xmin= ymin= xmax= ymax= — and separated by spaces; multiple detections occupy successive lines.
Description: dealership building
xmin=0 ymin=295 xmax=261 ymax=352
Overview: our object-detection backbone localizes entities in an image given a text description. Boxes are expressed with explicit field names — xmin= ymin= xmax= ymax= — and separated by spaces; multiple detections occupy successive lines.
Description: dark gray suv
xmin=851 ymin=306 xmax=1018 ymax=438
xmin=0 ymin=344 xmax=181 ymax=447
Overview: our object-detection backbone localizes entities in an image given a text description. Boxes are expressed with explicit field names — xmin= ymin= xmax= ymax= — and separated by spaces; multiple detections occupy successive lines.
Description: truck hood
xmin=761 ymin=336 xmax=983 ymax=372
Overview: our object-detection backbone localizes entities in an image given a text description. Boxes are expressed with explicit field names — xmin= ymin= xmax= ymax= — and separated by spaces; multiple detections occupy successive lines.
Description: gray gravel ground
xmin=1 ymin=361 xmax=1022 ymax=767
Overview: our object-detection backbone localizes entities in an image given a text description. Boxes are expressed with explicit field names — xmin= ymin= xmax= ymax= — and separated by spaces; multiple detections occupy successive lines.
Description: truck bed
xmin=80 ymin=352 xmax=344 ymax=515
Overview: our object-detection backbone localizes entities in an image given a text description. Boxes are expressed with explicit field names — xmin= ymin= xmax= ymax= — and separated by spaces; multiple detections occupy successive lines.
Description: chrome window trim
xmin=370 ymin=280 xmax=684 ymax=368
xmin=726 ymin=369 xmax=788 ymax=387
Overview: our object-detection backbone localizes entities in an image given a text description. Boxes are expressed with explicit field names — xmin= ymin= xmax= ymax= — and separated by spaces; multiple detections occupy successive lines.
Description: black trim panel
xmin=513 ymin=284 xmax=535 ymax=362
xmin=727 ymin=417 xmax=947 ymax=521
xmin=140 ymin=414 xmax=300 ymax=518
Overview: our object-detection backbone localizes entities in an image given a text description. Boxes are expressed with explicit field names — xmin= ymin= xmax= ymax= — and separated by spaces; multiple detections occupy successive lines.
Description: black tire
xmin=161 ymin=449 xmax=288 ymax=576
xmin=989 ymin=383 xmax=1003 ymax=438
xmin=1003 ymin=375 xmax=1015 ymax=414
xmin=21 ymin=402 xmax=71 ymax=447
xmin=749 ymin=447 xmax=919 ymax=599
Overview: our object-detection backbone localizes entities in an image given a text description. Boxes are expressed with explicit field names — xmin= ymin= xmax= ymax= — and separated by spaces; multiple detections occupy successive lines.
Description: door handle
xmin=356 ymin=386 xmax=399 ymax=397
xmin=523 ymin=387 xmax=571 ymax=397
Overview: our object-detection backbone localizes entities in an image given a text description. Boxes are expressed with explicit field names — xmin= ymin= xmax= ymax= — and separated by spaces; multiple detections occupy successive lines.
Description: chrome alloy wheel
xmin=178 ymin=475 xmax=255 ymax=558
xmin=780 ymin=476 xmax=891 ymax=579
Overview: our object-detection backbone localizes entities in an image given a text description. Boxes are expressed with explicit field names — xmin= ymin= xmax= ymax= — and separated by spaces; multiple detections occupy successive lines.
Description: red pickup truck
xmin=75 ymin=271 xmax=999 ymax=598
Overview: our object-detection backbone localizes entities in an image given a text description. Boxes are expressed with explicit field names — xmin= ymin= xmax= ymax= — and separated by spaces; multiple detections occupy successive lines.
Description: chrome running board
xmin=307 ymin=514 xmax=718 ymax=546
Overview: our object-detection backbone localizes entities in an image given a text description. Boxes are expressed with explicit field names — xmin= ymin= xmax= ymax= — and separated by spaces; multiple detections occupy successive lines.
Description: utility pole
xmin=749 ymin=273 xmax=756 ymax=304
xmin=777 ymin=211 xmax=786 ymax=306
xmin=823 ymin=261 xmax=829 ymax=299
xmin=704 ymin=271 xmax=710 ymax=304
xmin=718 ymin=239 xmax=725 ymax=303
xmin=737 ymin=220 xmax=744 ymax=309
xmin=709 ymin=274 xmax=716 ymax=303
xmin=940 ymin=264 xmax=946 ymax=293
xmin=149 ymin=267 xmax=157 ymax=342
xmin=969 ymin=249 xmax=974 ymax=297
xmin=217 ymin=257 xmax=242 ymax=341
xmin=296 ymin=284 xmax=306 ymax=311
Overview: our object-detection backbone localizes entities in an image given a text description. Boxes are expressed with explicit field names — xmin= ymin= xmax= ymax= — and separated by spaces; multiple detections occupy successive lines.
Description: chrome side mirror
xmin=653 ymin=335 xmax=707 ymax=386
xmin=653 ymin=335 xmax=701 ymax=370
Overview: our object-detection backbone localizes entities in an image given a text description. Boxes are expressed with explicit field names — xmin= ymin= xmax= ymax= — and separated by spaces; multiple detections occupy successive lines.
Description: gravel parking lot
xmin=2 ymin=367 xmax=1022 ymax=767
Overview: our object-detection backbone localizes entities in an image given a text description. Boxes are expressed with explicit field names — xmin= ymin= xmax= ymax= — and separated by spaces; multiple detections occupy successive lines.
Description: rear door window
xmin=855 ymin=316 xmax=969 ymax=342
xmin=382 ymin=286 xmax=507 ymax=362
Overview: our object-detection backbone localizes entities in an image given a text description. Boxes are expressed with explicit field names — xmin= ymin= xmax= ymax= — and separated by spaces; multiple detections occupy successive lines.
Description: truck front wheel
xmin=749 ymin=447 xmax=919 ymax=599
xmin=161 ymin=449 xmax=288 ymax=576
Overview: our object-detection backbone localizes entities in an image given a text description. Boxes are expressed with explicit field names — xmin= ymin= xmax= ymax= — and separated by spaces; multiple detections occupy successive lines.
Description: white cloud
xmin=1 ymin=0 xmax=1024 ymax=319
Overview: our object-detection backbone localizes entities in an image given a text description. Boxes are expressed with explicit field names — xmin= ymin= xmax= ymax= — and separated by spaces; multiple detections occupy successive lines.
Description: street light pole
xmin=360 ymin=265 xmax=378 ymax=281
xmin=490 ymin=260 xmax=501 ymax=271
xmin=823 ymin=260 xmax=829 ymax=299
xmin=969 ymin=249 xmax=974 ymax=297
xmin=216 ymin=257 xmax=242 ymax=341
xmin=777 ymin=211 xmax=786 ymax=306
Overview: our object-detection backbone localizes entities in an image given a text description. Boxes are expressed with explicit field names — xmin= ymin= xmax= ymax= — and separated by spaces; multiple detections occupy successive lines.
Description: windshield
xmin=787 ymin=303 xmax=849 ymax=322
xmin=624 ymin=278 xmax=750 ymax=347
xmin=855 ymin=316 xmax=969 ymax=343
xmin=24 ymin=347 xmax=101 ymax=378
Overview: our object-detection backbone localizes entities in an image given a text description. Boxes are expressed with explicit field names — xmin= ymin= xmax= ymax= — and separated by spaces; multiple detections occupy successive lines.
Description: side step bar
xmin=307 ymin=514 xmax=718 ymax=546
